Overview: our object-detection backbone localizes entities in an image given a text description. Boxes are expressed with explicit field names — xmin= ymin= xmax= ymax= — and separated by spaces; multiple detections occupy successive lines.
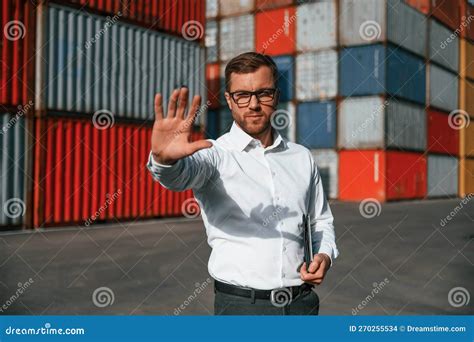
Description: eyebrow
xmin=230 ymin=87 xmax=275 ymax=93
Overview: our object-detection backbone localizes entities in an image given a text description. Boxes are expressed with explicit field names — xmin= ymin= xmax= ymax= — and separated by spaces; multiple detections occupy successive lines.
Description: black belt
xmin=214 ymin=279 xmax=313 ymax=302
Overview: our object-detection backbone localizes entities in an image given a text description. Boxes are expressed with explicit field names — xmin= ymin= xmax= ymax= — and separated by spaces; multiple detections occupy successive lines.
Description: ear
xmin=224 ymin=91 xmax=232 ymax=110
xmin=274 ymin=88 xmax=280 ymax=107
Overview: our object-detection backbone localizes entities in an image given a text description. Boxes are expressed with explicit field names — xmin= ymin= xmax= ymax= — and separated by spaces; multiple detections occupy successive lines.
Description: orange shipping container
xmin=404 ymin=0 xmax=430 ymax=14
xmin=206 ymin=64 xmax=220 ymax=109
xmin=459 ymin=158 xmax=474 ymax=197
xmin=459 ymin=120 xmax=474 ymax=158
xmin=460 ymin=77 xmax=474 ymax=118
xmin=32 ymin=117 xmax=203 ymax=228
xmin=338 ymin=150 xmax=427 ymax=202
xmin=255 ymin=6 xmax=296 ymax=55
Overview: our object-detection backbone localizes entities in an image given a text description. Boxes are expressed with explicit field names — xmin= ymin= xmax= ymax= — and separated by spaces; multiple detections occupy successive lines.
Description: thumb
xmin=187 ymin=140 xmax=213 ymax=154
xmin=308 ymin=256 xmax=322 ymax=273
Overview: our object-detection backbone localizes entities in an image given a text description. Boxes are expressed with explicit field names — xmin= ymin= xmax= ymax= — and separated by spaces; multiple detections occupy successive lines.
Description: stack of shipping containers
xmin=1 ymin=0 xmax=206 ymax=229
xmin=459 ymin=0 xmax=474 ymax=197
xmin=205 ymin=0 xmax=473 ymax=202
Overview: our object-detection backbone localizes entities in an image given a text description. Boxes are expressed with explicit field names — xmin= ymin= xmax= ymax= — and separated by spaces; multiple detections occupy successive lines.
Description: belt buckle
xmin=270 ymin=287 xmax=293 ymax=307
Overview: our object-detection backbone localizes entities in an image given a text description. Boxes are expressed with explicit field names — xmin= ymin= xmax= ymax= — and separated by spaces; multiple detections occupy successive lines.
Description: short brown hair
xmin=224 ymin=52 xmax=278 ymax=92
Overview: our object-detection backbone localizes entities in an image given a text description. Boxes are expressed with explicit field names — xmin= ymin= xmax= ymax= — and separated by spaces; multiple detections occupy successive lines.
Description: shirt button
xmin=282 ymin=273 xmax=286 ymax=278
xmin=283 ymin=246 xmax=287 ymax=251
xmin=271 ymin=171 xmax=276 ymax=176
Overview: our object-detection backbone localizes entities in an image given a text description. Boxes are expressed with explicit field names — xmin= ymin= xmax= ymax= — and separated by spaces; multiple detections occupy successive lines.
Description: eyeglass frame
xmin=226 ymin=88 xmax=280 ymax=107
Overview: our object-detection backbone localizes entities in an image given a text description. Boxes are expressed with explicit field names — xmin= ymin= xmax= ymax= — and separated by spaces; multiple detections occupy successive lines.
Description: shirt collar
xmin=228 ymin=121 xmax=286 ymax=152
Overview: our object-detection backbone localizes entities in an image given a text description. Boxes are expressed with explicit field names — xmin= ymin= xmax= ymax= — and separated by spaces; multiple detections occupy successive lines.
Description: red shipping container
xmin=427 ymin=109 xmax=460 ymax=156
xmin=256 ymin=0 xmax=293 ymax=11
xmin=460 ymin=0 xmax=474 ymax=41
xmin=255 ymin=6 xmax=296 ymax=56
xmin=32 ymin=117 xmax=204 ymax=228
xmin=206 ymin=63 xmax=220 ymax=109
xmin=339 ymin=150 xmax=427 ymax=202
xmin=0 ymin=0 xmax=35 ymax=107
xmin=404 ymin=0 xmax=430 ymax=14
xmin=431 ymin=0 xmax=462 ymax=31
xmin=67 ymin=0 xmax=205 ymax=41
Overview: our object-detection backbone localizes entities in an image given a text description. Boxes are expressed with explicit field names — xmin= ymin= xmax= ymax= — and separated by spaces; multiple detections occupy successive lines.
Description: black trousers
xmin=213 ymin=284 xmax=320 ymax=315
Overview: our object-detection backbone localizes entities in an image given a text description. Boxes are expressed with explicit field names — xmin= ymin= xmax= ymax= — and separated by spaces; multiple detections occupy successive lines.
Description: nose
xmin=248 ymin=93 xmax=261 ymax=110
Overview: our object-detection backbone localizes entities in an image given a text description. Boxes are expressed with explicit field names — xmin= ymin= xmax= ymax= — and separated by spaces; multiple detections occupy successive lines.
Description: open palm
xmin=151 ymin=87 xmax=212 ymax=165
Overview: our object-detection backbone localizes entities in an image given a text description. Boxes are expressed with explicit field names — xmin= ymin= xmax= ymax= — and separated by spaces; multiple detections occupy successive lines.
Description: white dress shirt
xmin=147 ymin=121 xmax=339 ymax=290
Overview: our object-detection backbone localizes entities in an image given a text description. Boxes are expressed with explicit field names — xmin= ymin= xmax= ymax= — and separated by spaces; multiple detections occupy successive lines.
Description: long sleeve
xmin=308 ymin=153 xmax=339 ymax=267
xmin=146 ymin=144 xmax=219 ymax=191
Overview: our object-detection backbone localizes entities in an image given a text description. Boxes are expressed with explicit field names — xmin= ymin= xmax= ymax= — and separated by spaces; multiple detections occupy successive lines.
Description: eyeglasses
xmin=227 ymin=88 xmax=279 ymax=106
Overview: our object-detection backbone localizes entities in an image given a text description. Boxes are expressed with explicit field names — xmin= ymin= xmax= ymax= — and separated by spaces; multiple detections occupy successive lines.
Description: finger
xmin=186 ymin=95 xmax=202 ymax=124
xmin=300 ymin=262 xmax=308 ymax=279
xmin=176 ymin=87 xmax=189 ymax=120
xmin=154 ymin=93 xmax=163 ymax=121
xmin=308 ymin=257 xmax=322 ymax=273
xmin=186 ymin=140 xmax=213 ymax=155
xmin=167 ymin=89 xmax=180 ymax=118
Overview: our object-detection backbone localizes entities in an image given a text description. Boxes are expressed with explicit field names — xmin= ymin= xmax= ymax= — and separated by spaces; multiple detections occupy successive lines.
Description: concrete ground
xmin=0 ymin=199 xmax=472 ymax=315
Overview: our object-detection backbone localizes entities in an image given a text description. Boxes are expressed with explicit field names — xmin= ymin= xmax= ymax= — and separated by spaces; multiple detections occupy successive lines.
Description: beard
xmin=234 ymin=111 xmax=272 ymax=136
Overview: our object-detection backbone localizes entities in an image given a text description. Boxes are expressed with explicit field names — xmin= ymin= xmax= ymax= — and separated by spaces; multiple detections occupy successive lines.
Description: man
xmin=147 ymin=52 xmax=339 ymax=315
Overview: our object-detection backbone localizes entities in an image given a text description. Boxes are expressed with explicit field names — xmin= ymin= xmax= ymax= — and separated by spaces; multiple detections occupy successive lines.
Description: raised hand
xmin=151 ymin=87 xmax=212 ymax=165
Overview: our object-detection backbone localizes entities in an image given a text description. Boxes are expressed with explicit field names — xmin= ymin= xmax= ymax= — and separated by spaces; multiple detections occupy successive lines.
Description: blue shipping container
xmin=205 ymin=110 xmax=219 ymax=140
xmin=296 ymin=101 xmax=336 ymax=149
xmin=273 ymin=55 xmax=294 ymax=102
xmin=339 ymin=44 xmax=426 ymax=104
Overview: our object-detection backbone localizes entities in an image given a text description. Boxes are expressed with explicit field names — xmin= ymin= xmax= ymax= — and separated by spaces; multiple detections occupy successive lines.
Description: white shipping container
xmin=340 ymin=0 xmax=427 ymax=57
xmin=429 ymin=64 xmax=459 ymax=112
xmin=275 ymin=101 xmax=296 ymax=143
xmin=206 ymin=20 xmax=218 ymax=62
xmin=219 ymin=0 xmax=254 ymax=17
xmin=427 ymin=155 xmax=458 ymax=197
xmin=219 ymin=15 xmax=255 ymax=62
xmin=311 ymin=149 xmax=338 ymax=199
xmin=296 ymin=1 xmax=337 ymax=51
xmin=338 ymin=96 xmax=426 ymax=150
xmin=429 ymin=19 xmax=459 ymax=73
xmin=206 ymin=0 xmax=219 ymax=18
xmin=37 ymin=4 xmax=205 ymax=121
xmin=296 ymin=50 xmax=338 ymax=100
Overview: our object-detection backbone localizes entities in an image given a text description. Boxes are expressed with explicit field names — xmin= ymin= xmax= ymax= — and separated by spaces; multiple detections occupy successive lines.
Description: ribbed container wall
xmin=218 ymin=0 xmax=254 ymax=16
xmin=311 ymin=149 xmax=338 ymax=199
xmin=339 ymin=150 xmax=427 ymax=201
xmin=66 ymin=0 xmax=206 ymax=40
xmin=338 ymin=96 xmax=426 ymax=151
xmin=273 ymin=55 xmax=294 ymax=101
xmin=205 ymin=20 xmax=218 ymax=62
xmin=429 ymin=19 xmax=460 ymax=73
xmin=0 ymin=0 xmax=35 ymax=107
xmin=428 ymin=64 xmax=459 ymax=112
xmin=0 ymin=113 xmax=27 ymax=227
xmin=255 ymin=6 xmax=296 ymax=55
xmin=427 ymin=155 xmax=459 ymax=197
xmin=32 ymin=117 xmax=204 ymax=228
xmin=219 ymin=14 xmax=254 ymax=62
xmin=256 ymin=0 xmax=293 ymax=11
xmin=296 ymin=1 xmax=337 ymax=52
xmin=296 ymin=50 xmax=338 ymax=100
xmin=36 ymin=4 xmax=205 ymax=121
xmin=276 ymin=101 xmax=296 ymax=142
xmin=297 ymin=101 xmax=336 ymax=149
xmin=427 ymin=109 xmax=459 ymax=156
xmin=206 ymin=0 xmax=218 ymax=18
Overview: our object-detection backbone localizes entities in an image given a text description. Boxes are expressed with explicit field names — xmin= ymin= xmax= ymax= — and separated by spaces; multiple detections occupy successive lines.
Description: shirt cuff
xmin=316 ymin=244 xmax=335 ymax=268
